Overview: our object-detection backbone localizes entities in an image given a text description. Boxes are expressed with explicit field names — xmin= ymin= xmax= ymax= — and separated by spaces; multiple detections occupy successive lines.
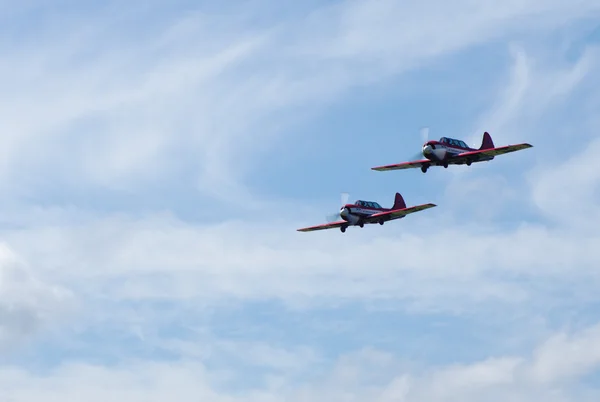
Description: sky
xmin=0 ymin=0 xmax=600 ymax=400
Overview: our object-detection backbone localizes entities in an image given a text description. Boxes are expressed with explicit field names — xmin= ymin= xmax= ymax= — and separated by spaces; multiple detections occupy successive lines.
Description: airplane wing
xmin=364 ymin=203 xmax=437 ymax=222
xmin=371 ymin=158 xmax=433 ymax=171
xmin=297 ymin=220 xmax=346 ymax=232
xmin=371 ymin=143 xmax=532 ymax=171
xmin=453 ymin=143 xmax=533 ymax=160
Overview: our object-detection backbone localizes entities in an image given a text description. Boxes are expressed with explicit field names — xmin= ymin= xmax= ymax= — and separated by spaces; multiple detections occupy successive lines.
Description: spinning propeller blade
xmin=326 ymin=213 xmax=339 ymax=223
xmin=326 ymin=192 xmax=350 ymax=222
xmin=341 ymin=192 xmax=349 ymax=206
xmin=409 ymin=151 xmax=424 ymax=161
xmin=406 ymin=126 xmax=429 ymax=161
xmin=325 ymin=212 xmax=341 ymax=223
xmin=420 ymin=126 xmax=429 ymax=142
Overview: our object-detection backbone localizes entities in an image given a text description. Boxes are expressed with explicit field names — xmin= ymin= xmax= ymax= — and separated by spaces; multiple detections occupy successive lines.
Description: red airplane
xmin=371 ymin=131 xmax=532 ymax=173
xmin=297 ymin=192 xmax=436 ymax=233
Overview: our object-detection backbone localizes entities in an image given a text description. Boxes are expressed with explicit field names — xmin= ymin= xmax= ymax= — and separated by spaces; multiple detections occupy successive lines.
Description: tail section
xmin=392 ymin=192 xmax=406 ymax=210
xmin=480 ymin=132 xmax=495 ymax=150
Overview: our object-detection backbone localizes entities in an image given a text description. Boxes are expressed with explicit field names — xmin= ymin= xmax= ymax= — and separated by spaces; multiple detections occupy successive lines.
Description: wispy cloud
xmin=2 ymin=0 xmax=599 ymax=206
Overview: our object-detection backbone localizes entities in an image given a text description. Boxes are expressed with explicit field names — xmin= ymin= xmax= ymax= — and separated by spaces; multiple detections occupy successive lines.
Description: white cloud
xmin=0 ymin=209 xmax=596 ymax=315
xmin=3 ymin=323 xmax=600 ymax=401
xmin=0 ymin=242 xmax=73 ymax=351
xmin=527 ymin=324 xmax=600 ymax=384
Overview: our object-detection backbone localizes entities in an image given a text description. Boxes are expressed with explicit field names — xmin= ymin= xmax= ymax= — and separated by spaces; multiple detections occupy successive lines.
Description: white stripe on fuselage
xmin=442 ymin=145 xmax=472 ymax=154
xmin=427 ymin=144 xmax=473 ymax=160
xmin=348 ymin=207 xmax=382 ymax=216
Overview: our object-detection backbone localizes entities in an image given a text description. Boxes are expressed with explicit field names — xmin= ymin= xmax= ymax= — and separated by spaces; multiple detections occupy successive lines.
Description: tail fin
xmin=393 ymin=192 xmax=406 ymax=210
xmin=480 ymin=132 xmax=495 ymax=150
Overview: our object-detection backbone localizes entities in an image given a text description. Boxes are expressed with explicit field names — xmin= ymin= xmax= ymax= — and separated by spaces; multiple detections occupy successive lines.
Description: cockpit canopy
xmin=355 ymin=200 xmax=382 ymax=209
xmin=439 ymin=137 xmax=469 ymax=149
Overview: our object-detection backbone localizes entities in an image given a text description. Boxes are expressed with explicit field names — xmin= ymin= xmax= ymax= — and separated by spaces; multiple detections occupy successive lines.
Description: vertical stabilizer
xmin=393 ymin=193 xmax=406 ymax=210
xmin=480 ymin=132 xmax=495 ymax=150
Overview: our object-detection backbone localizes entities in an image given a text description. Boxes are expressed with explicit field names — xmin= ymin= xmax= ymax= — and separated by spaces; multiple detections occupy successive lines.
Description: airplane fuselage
xmin=339 ymin=202 xmax=401 ymax=231
xmin=420 ymin=138 xmax=494 ymax=172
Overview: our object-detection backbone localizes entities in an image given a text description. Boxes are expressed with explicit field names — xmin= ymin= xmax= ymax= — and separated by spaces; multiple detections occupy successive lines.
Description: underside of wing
xmin=297 ymin=221 xmax=345 ymax=232
xmin=366 ymin=203 xmax=437 ymax=222
xmin=371 ymin=159 xmax=433 ymax=171
xmin=455 ymin=143 xmax=533 ymax=160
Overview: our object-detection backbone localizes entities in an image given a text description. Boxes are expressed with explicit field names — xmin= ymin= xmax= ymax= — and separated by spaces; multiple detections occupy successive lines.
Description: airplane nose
xmin=340 ymin=207 xmax=349 ymax=219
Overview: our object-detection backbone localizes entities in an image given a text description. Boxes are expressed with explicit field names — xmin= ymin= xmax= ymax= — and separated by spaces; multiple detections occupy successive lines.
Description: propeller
xmin=341 ymin=192 xmax=349 ymax=205
xmin=420 ymin=126 xmax=429 ymax=142
xmin=326 ymin=192 xmax=350 ymax=222
xmin=407 ymin=126 xmax=430 ymax=161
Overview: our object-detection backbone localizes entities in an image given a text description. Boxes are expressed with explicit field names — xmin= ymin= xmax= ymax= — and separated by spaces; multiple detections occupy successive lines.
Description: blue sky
xmin=1 ymin=0 xmax=600 ymax=400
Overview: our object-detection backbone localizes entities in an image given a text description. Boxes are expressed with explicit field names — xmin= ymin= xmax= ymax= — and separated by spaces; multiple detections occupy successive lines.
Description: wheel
xmin=466 ymin=159 xmax=472 ymax=166
xmin=340 ymin=226 xmax=346 ymax=233
xmin=359 ymin=222 xmax=364 ymax=228
xmin=379 ymin=219 xmax=384 ymax=225
xmin=421 ymin=165 xmax=428 ymax=173
xmin=443 ymin=162 xmax=448 ymax=168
